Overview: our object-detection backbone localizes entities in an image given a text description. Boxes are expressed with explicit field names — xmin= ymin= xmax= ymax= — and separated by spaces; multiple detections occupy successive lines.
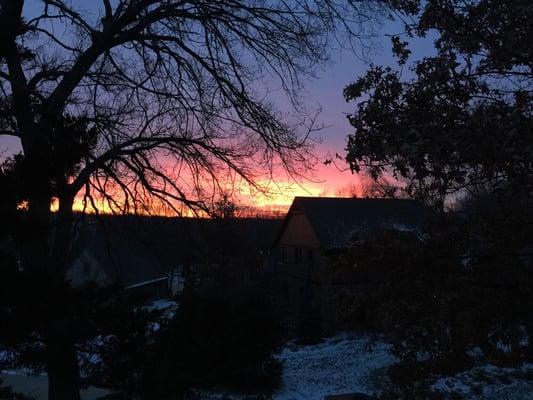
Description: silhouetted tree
xmin=335 ymin=174 xmax=406 ymax=199
xmin=0 ymin=1 xmax=386 ymax=398
xmin=342 ymin=0 xmax=533 ymax=392
xmin=122 ymin=286 xmax=284 ymax=399
xmin=345 ymin=0 xmax=533 ymax=209
xmin=211 ymin=194 xmax=240 ymax=220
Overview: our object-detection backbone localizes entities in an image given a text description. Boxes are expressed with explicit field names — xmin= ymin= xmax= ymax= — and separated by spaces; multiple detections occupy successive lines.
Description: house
xmin=273 ymin=196 xmax=427 ymax=336
xmin=66 ymin=216 xmax=186 ymax=298
xmin=65 ymin=214 xmax=282 ymax=297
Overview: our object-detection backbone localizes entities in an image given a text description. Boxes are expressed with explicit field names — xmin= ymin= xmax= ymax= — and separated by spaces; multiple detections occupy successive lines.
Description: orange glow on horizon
xmin=47 ymin=161 xmax=363 ymax=217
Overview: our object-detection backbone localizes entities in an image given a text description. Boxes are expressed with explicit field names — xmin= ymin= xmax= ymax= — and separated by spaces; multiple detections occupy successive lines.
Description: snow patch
xmin=143 ymin=298 xmax=178 ymax=319
xmin=431 ymin=363 xmax=533 ymax=400
xmin=275 ymin=333 xmax=395 ymax=400
xmin=195 ymin=333 xmax=396 ymax=400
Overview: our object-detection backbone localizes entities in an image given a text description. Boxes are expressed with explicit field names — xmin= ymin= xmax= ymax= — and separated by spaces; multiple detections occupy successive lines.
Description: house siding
xmin=275 ymin=212 xmax=325 ymax=336
xmin=278 ymin=212 xmax=320 ymax=248
xmin=65 ymin=249 xmax=113 ymax=287
xmin=273 ymin=196 xmax=426 ymax=337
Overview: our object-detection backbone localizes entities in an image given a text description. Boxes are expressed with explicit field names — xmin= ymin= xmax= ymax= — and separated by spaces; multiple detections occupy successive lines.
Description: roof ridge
xmin=294 ymin=196 xmax=419 ymax=201
xmin=278 ymin=196 xmax=427 ymax=249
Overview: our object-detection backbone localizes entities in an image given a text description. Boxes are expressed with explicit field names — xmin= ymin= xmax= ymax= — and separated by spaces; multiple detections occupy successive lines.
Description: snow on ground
xmin=146 ymin=298 xmax=179 ymax=312
xmin=198 ymin=332 xmax=396 ymax=400
xmin=197 ymin=333 xmax=533 ymax=400
xmin=4 ymin=329 xmax=533 ymax=400
xmin=143 ymin=298 xmax=179 ymax=319
xmin=0 ymin=373 xmax=109 ymax=400
xmin=431 ymin=363 xmax=533 ymax=400
xmin=276 ymin=333 xmax=395 ymax=400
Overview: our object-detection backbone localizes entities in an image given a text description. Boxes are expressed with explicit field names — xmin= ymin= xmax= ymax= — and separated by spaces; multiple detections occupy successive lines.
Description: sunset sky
xmin=0 ymin=4 xmax=436 ymax=212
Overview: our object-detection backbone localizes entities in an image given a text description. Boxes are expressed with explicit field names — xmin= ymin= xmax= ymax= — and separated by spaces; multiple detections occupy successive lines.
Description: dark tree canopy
xmin=345 ymin=0 xmax=533 ymax=207
xmin=0 ymin=0 xmax=385 ymax=214
xmin=342 ymin=3 xmax=533 ymax=395
xmin=0 ymin=2 xmax=386 ymax=399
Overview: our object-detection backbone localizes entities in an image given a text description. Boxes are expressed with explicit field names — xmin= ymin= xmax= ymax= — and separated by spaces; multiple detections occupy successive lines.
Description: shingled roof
xmin=278 ymin=197 xmax=427 ymax=249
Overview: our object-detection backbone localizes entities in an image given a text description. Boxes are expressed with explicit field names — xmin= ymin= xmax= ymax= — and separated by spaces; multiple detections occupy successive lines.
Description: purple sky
xmin=275 ymin=20 xmax=436 ymax=199
xmin=0 ymin=2 xmax=437 ymax=205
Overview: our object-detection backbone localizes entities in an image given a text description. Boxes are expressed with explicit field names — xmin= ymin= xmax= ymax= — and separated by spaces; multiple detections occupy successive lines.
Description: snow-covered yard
xmin=275 ymin=333 xmax=394 ymax=400
xmin=0 ymin=371 xmax=109 ymax=400
xmin=4 ymin=330 xmax=533 ymax=400
xmin=198 ymin=333 xmax=396 ymax=400
xmin=198 ymin=333 xmax=533 ymax=400
xmin=431 ymin=363 xmax=533 ymax=400
xmin=0 ymin=332 xmax=396 ymax=400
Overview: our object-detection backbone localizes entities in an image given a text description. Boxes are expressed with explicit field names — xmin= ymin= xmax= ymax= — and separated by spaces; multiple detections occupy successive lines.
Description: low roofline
xmin=292 ymin=195 xmax=420 ymax=202
xmin=272 ymin=196 xmax=427 ymax=249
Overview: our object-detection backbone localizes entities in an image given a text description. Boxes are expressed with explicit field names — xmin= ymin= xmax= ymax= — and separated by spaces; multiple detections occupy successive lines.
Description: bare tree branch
xmin=1 ymin=0 xmax=383 ymax=214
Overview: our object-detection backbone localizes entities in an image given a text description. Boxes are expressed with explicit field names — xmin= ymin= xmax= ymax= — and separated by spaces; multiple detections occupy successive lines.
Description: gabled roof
xmin=276 ymin=197 xmax=427 ymax=249
xmin=69 ymin=219 xmax=173 ymax=287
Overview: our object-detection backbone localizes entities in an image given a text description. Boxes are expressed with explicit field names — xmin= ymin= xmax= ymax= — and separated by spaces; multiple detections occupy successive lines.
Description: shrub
xmin=331 ymin=217 xmax=533 ymax=387
xmin=158 ymin=285 xmax=283 ymax=396
xmin=99 ymin=283 xmax=284 ymax=399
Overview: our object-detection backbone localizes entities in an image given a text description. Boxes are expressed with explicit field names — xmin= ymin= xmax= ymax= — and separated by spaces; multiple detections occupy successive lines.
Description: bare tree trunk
xmin=24 ymin=181 xmax=80 ymax=400
xmin=45 ymin=315 xmax=81 ymax=400
xmin=46 ymin=194 xmax=81 ymax=400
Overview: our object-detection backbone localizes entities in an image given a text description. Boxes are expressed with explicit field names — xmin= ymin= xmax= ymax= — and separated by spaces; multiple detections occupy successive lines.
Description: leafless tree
xmin=0 ymin=1 xmax=384 ymax=398
xmin=335 ymin=173 xmax=406 ymax=199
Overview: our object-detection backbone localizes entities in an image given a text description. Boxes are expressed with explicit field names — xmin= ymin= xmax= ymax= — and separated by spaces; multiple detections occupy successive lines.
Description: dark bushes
xmin=97 ymin=284 xmax=283 ymax=399
xmin=158 ymin=285 xmax=283 ymax=396
xmin=329 ymin=214 xmax=533 ymax=388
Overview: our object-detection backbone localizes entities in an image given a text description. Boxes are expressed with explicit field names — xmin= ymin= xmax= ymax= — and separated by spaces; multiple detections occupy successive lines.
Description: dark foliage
xmin=0 ymin=156 xmax=24 ymax=236
xmin=0 ymin=270 xmax=160 ymax=375
xmin=0 ymin=1 xmax=383 ymax=396
xmin=331 ymin=205 xmax=533 ymax=388
xmin=169 ymin=286 xmax=283 ymax=395
xmin=343 ymin=2 xmax=533 ymax=390
xmin=96 ymin=286 xmax=283 ymax=399
xmin=345 ymin=0 xmax=533 ymax=208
